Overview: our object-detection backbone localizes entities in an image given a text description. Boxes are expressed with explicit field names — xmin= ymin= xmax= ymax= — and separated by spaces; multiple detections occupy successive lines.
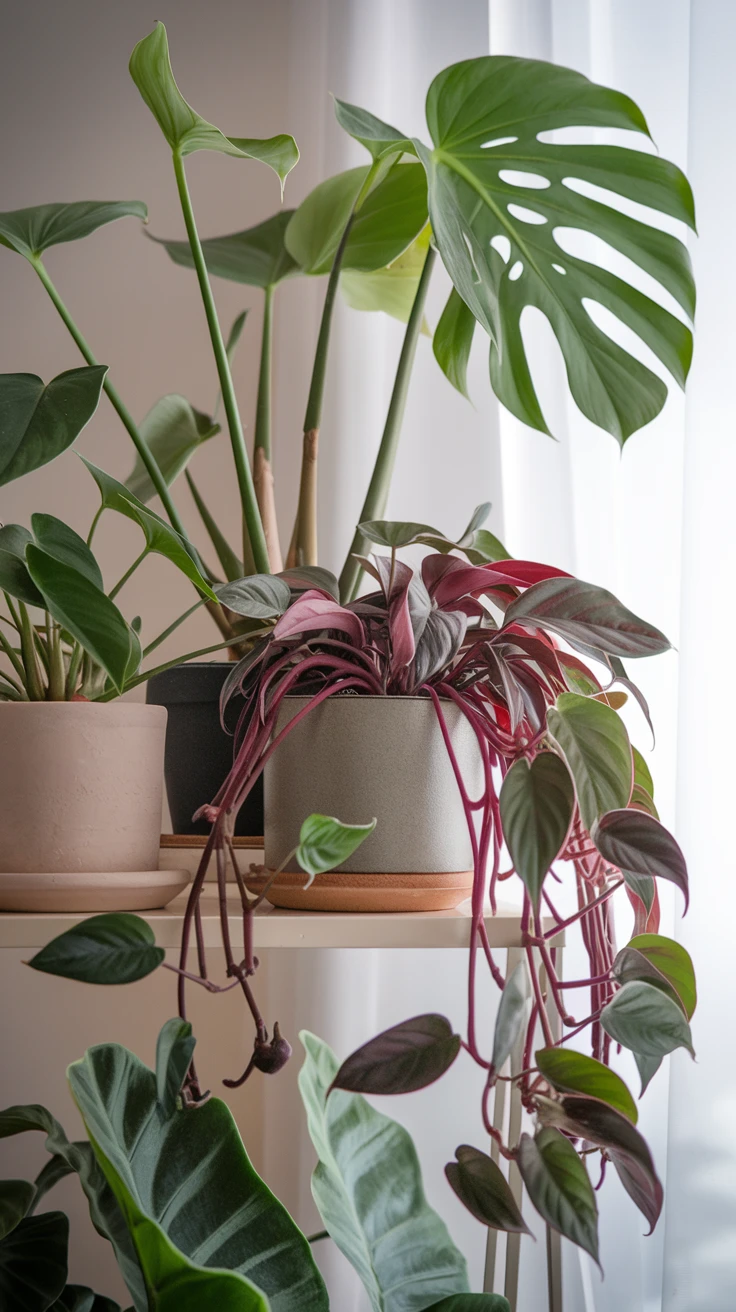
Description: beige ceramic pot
xmin=0 ymin=702 xmax=188 ymax=912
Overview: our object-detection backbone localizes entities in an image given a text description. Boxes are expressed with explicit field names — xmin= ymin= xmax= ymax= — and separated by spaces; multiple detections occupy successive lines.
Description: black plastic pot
xmin=146 ymin=662 xmax=263 ymax=837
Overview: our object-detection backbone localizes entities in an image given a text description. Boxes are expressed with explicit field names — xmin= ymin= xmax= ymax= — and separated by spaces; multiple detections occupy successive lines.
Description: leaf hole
xmin=508 ymin=261 xmax=524 ymax=282
xmin=480 ymin=135 xmax=518 ymax=149
xmin=499 ymin=169 xmax=551 ymax=190
xmin=552 ymin=263 xmax=566 ymax=275
xmin=507 ymin=203 xmax=547 ymax=226
xmin=490 ymin=235 xmax=511 ymax=264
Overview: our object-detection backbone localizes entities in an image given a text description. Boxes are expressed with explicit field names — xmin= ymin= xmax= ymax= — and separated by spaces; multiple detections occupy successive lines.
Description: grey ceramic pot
xmin=261 ymin=695 xmax=484 ymax=911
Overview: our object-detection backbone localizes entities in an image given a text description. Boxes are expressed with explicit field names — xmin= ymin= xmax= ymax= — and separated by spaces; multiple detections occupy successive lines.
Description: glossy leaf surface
xmin=592 ymin=809 xmax=689 ymax=910
xmin=0 ymin=367 xmax=107 ymax=487
xmin=614 ymin=934 xmax=696 ymax=1018
xmin=0 ymin=1181 xmax=35 ymax=1240
xmin=517 ymin=1129 xmax=599 ymax=1262
xmin=499 ymin=754 xmax=574 ymax=907
xmin=535 ymin=1048 xmax=637 ymax=1123
xmin=331 ymin=1014 xmax=460 ymax=1095
xmin=31 ymin=515 xmax=103 ymax=590
xmin=504 ymin=577 xmax=670 ymax=658
xmin=600 ymin=980 xmax=694 ymax=1059
xmin=295 ymin=814 xmax=376 ymax=884
xmin=216 ymin=574 xmax=291 ymax=620
xmin=0 ymin=525 xmax=44 ymax=606
xmin=0 ymin=201 xmax=147 ymax=261
xmin=27 ymin=914 xmax=164 ymax=985
xmin=445 ymin=1145 xmax=530 ymax=1234
xmin=546 ymin=693 xmax=632 ymax=831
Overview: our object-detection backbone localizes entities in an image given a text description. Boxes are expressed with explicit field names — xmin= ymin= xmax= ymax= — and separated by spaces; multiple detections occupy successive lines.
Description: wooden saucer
xmin=244 ymin=869 xmax=474 ymax=913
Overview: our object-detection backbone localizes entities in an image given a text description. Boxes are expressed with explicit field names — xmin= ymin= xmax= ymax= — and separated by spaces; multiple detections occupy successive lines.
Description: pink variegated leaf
xmin=272 ymin=590 xmax=366 ymax=646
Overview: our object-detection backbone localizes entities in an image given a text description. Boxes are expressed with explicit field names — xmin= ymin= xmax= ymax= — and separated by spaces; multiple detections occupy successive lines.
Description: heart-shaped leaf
xmin=0 ymin=1211 xmax=69 ymax=1312
xmin=592 ymin=809 xmax=688 ymax=910
xmin=129 ymin=23 xmax=298 ymax=186
xmin=155 ymin=1019 xmax=196 ymax=1117
xmin=0 ymin=366 xmax=107 ymax=487
xmin=614 ymin=934 xmax=696 ymax=1019
xmin=125 ymin=395 xmax=220 ymax=503
xmin=499 ymin=754 xmax=574 ymax=908
xmin=445 ymin=1145 xmax=530 ymax=1234
xmin=341 ymin=228 xmax=432 ymax=328
xmin=423 ymin=56 xmax=694 ymax=442
xmin=0 ymin=201 xmax=147 ymax=261
xmin=0 ymin=1181 xmax=35 ymax=1241
xmin=600 ymin=980 xmax=694 ymax=1059
xmin=517 ymin=1129 xmax=599 ymax=1263
xmin=30 ymin=515 xmax=103 ymax=590
xmin=155 ymin=210 xmax=299 ymax=288
xmin=535 ymin=1047 xmax=637 ymax=1123
xmin=299 ymin=1031 xmax=471 ymax=1310
xmin=491 ymin=961 xmax=531 ymax=1072
xmin=27 ymin=913 xmax=164 ymax=985
xmin=333 ymin=98 xmax=416 ymax=162
xmin=359 ymin=519 xmax=438 ymax=548
xmin=25 ymin=548 xmax=134 ymax=692
xmin=295 ymin=814 xmax=376 ymax=886
xmin=331 ymin=1014 xmax=460 ymax=1095
xmin=216 ymin=574 xmax=291 ymax=620
xmin=433 ymin=289 xmax=477 ymax=399
xmin=504 ymin=577 xmax=670 ymax=658
xmin=49 ymin=1286 xmax=122 ymax=1312
xmin=546 ymin=693 xmax=632 ymax=831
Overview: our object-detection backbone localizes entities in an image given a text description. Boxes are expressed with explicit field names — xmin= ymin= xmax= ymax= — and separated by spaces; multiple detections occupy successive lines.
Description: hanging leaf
xmin=433 ymin=289 xmax=477 ymax=399
xmin=621 ymin=871 xmax=656 ymax=916
xmin=491 ymin=962 xmax=531 ymax=1072
xmin=0 ymin=1181 xmax=35 ymax=1241
xmin=600 ymin=980 xmax=695 ymax=1059
xmin=341 ymin=227 xmax=432 ymax=328
xmin=30 ymin=515 xmax=103 ymax=590
xmin=535 ymin=1048 xmax=637 ymax=1123
xmin=25 ymin=548 xmax=134 ymax=693
xmin=215 ymin=574 xmax=291 ymax=620
xmin=330 ymin=1014 xmax=461 ymax=1095
xmin=592 ymin=808 xmax=688 ymax=910
xmin=517 ymin=1129 xmax=599 ymax=1264
xmin=0 ymin=201 xmax=147 ymax=262
xmin=0 ymin=1211 xmax=69 ymax=1312
xmin=421 ymin=56 xmax=694 ymax=442
xmin=333 ymin=98 xmax=416 ymax=162
xmin=499 ymin=754 xmax=574 ymax=908
xmin=295 ymin=814 xmax=376 ymax=887
xmin=129 ymin=23 xmax=298 ymax=186
xmin=546 ymin=693 xmax=632 ymax=831
xmin=154 ymin=210 xmax=299 ymax=288
xmin=155 ymin=1019 xmax=196 ymax=1117
xmin=445 ymin=1145 xmax=530 ymax=1234
xmin=614 ymin=934 xmax=696 ymax=1019
xmin=299 ymin=1031 xmax=472 ymax=1310
xmin=125 ymin=395 xmax=220 ymax=503
xmin=27 ymin=913 xmax=164 ymax=985
xmin=504 ymin=577 xmax=670 ymax=658
xmin=0 ymin=366 xmax=107 ymax=487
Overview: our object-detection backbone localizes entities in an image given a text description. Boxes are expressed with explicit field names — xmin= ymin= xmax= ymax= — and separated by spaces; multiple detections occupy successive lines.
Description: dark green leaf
xmin=445 ymin=1145 xmax=530 ymax=1234
xmin=0 ymin=1181 xmax=35 ymax=1240
xmin=535 ymin=1047 xmax=637 ymax=1123
xmin=31 ymin=515 xmax=103 ymax=589
xmin=331 ymin=1014 xmax=460 ymax=1095
xmin=32 ymin=1155 xmax=76 ymax=1210
xmin=491 ymin=962 xmax=530 ymax=1071
xmin=458 ymin=504 xmax=491 ymax=545
xmin=0 ymin=201 xmax=147 ymax=261
xmin=155 ymin=1019 xmax=196 ymax=1117
xmin=499 ymin=754 xmax=574 ymax=908
xmin=27 ymin=913 xmax=164 ymax=984
xmin=601 ymin=980 xmax=694 ymax=1059
xmin=25 ymin=548 xmax=134 ymax=692
xmin=0 ymin=366 xmax=107 ymax=487
xmin=433 ymin=289 xmax=477 ymax=399
xmin=296 ymin=814 xmax=376 ymax=885
xmin=155 ymin=211 xmax=298 ymax=287
xmin=125 ymin=395 xmax=220 ymax=503
xmin=0 ymin=1212 xmax=68 ymax=1312
xmin=517 ymin=1129 xmax=599 ymax=1263
xmin=592 ymin=809 xmax=688 ymax=909
xmin=333 ymin=98 xmax=416 ymax=162
xmin=216 ymin=574 xmax=291 ymax=620
xmin=0 ymin=526 xmax=44 ymax=607
xmin=464 ymin=530 xmax=510 ymax=563
xmin=428 ymin=1299 xmax=510 ymax=1312
xmin=546 ymin=692 xmax=632 ymax=831
xmin=504 ymin=577 xmax=670 ymax=658
xmin=50 ymin=1286 xmax=122 ymax=1312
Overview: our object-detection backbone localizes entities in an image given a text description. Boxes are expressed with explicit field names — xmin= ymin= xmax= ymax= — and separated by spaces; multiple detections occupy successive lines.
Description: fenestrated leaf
xmin=517 ymin=1129 xmax=599 ymax=1263
xmin=499 ymin=754 xmax=574 ymax=908
xmin=0 ymin=1181 xmax=35 ymax=1240
xmin=215 ymin=574 xmax=291 ymax=620
xmin=546 ymin=692 xmax=632 ymax=831
xmin=125 ymin=395 xmax=220 ymax=503
xmin=154 ymin=210 xmax=299 ymax=288
xmin=616 ymin=934 xmax=696 ymax=1019
xmin=445 ymin=1145 xmax=530 ymax=1235
xmin=81 ymin=458 xmax=217 ymax=601
xmin=299 ymin=1031 xmax=471 ymax=1310
xmin=333 ymin=98 xmax=416 ymax=162
xmin=0 ymin=366 xmax=107 ymax=487
xmin=331 ymin=1014 xmax=460 ymax=1095
xmin=0 ymin=1211 xmax=69 ymax=1312
xmin=27 ymin=913 xmax=164 ymax=985
xmin=25 ymin=548 xmax=134 ymax=692
xmin=278 ymin=566 xmax=339 ymax=601
xmin=31 ymin=515 xmax=103 ymax=590
xmin=49 ymin=1286 xmax=122 ymax=1312
xmin=0 ymin=201 xmax=147 ymax=262
xmin=491 ymin=961 xmax=530 ymax=1072
xmin=600 ymin=980 xmax=694 ymax=1059
xmin=535 ymin=1047 xmax=637 ymax=1123
xmin=155 ymin=1019 xmax=196 ymax=1117
xmin=504 ymin=577 xmax=670 ymax=658
xmin=592 ymin=808 xmax=688 ymax=910
xmin=427 ymin=1299 xmax=510 ymax=1312
xmin=341 ymin=227 xmax=432 ymax=328
xmin=433 ymin=289 xmax=477 ymax=399
xmin=69 ymin=1042 xmax=327 ymax=1310
xmin=411 ymin=610 xmax=467 ymax=686
xmin=296 ymin=815 xmax=376 ymax=887
xmin=129 ymin=23 xmax=298 ymax=186
xmin=422 ymin=56 xmax=694 ymax=443
xmin=0 ymin=525 xmax=45 ymax=606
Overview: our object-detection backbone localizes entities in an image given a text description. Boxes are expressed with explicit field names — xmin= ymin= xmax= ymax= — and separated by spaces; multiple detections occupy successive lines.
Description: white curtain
xmin=265 ymin=1 xmax=736 ymax=1309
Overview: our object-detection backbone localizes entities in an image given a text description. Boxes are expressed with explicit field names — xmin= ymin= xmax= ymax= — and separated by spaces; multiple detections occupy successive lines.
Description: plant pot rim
xmin=0 ymin=701 xmax=166 ymax=724
xmin=280 ymin=692 xmax=453 ymax=704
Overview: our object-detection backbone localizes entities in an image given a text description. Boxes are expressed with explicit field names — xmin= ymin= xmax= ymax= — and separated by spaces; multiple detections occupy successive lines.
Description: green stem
xmin=86 ymin=506 xmax=104 ymax=547
xmin=0 ymin=622 xmax=26 ymax=682
xmin=109 ymin=548 xmax=149 ymax=601
xmin=65 ymin=642 xmax=84 ymax=699
xmin=254 ymin=284 xmax=273 ymax=459
xmin=98 ymin=629 xmax=269 ymax=700
xmin=47 ymin=621 xmax=66 ymax=701
xmin=0 ymin=678 xmax=24 ymax=701
xmin=18 ymin=604 xmax=44 ymax=700
xmin=185 ymin=472 xmax=243 ymax=582
xmin=31 ymin=258 xmax=189 ymax=540
xmin=338 ymin=245 xmax=437 ymax=602
xmin=142 ymin=599 xmax=206 ymax=659
xmin=172 ymin=152 xmax=269 ymax=575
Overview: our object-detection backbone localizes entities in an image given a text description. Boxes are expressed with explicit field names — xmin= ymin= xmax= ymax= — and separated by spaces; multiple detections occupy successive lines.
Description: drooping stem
xmin=253 ymin=284 xmax=283 ymax=571
xmin=339 ymin=245 xmax=437 ymax=602
xmin=172 ymin=152 xmax=270 ymax=575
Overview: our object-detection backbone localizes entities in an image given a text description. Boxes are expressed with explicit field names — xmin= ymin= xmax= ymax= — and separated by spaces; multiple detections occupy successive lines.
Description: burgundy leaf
xmin=445 ymin=1145 xmax=531 ymax=1234
xmin=278 ymin=565 xmax=340 ymax=600
xmin=411 ymin=610 xmax=467 ymax=687
xmin=272 ymin=590 xmax=366 ymax=646
xmin=592 ymin=809 xmax=688 ymax=911
xmin=330 ymin=1014 xmax=461 ymax=1095
xmin=504 ymin=577 xmax=670 ymax=658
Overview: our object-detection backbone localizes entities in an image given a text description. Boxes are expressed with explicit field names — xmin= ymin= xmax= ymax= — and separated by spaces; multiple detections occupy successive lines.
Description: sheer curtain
xmin=263 ymin=1 xmax=735 ymax=1308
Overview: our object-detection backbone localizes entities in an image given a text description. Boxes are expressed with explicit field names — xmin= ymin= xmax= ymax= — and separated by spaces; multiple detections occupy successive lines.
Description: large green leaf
xmin=124 ymin=395 xmax=219 ymax=503
xmin=333 ymin=99 xmax=416 ymax=162
xmin=0 ymin=1210 xmax=69 ymax=1312
xmin=299 ymin=1030 xmax=471 ymax=1310
xmin=600 ymin=980 xmax=694 ymax=1060
xmin=535 ymin=1048 xmax=637 ymax=1123
xmin=80 ymin=459 xmax=217 ymax=601
xmin=421 ymin=56 xmax=695 ymax=442
xmin=503 ymin=577 xmax=670 ymax=659
xmin=341 ymin=227 xmax=432 ymax=328
xmin=25 ymin=547 xmax=134 ymax=692
xmin=0 ymin=201 xmax=147 ymax=261
xmin=498 ymin=753 xmax=574 ymax=907
xmin=0 ymin=1180 xmax=35 ymax=1240
xmin=28 ymin=914 xmax=164 ymax=985
xmin=546 ymin=693 xmax=632 ymax=831
xmin=215 ymin=574 xmax=291 ymax=620
xmin=517 ymin=1129 xmax=598 ymax=1263
xmin=69 ymin=1042 xmax=327 ymax=1311
xmin=154 ymin=211 xmax=299 ymax=288
xmin=614 ymin=934 xmax=696 ymax=1019
xmin=445 ymin=1146 xmax=530 ymax=1235
xmin=129 ymin=23 xmax=298 ymax=187
xmin=31 ymin=515 xmax=104 ymax=589
xmin=331 ymin=1014 xmax=461 ymax=1096
xmin=0 ymin=367 xmax=107 ymax=487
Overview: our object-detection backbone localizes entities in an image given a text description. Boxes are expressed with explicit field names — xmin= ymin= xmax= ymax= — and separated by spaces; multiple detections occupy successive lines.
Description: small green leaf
xmin=27 ymin=914 xmax=164 ymax=985
xmin=125 ymin=396 xmax=220 ymax=503
xmin=333 ymin=98 xmax=416 ymax=162
xmin=433 ymin=289 xmax=477 ymax=399
xmin=0 ymin=1211 xmax=69 ymax=1312
xmin=296 ymin=814 xmax=377 ymax=885
xmin=359 ymin=519 xmax=438 ymax=548
xmin=341 ymin=227 xmax=432 ymax=328
xmin=491 ymin=961 xmax=530 ymax=1072
xmin=155 ymin=1019 xmax=196 ymax=1117
xmin=613 ymin=934 xmax=696 ymax=1019
xmin=517 ymin=1129 xmax=599 ymax=1264
xmin=601 ymin=980 xmax=695 ymax=1059
xmin=25 ymin=548 xmax=134 ymax=692
xmin=535 ymin=1048 xmax=637 ymax=1123
xmin=31 ymin=515 xmax=103 ymax=590
xmin=445 ymin=1145 xmax=531 ymax=1234
xmin=0 ymin=1181 xmax=35 ymax=1241
xmin=215 ymin=573 xmax=291 ymax=620
xmin=0 ymin=526 xmax=44 ymax=606
xmin=499 ymin=754 xmax=574 ymax=908
xmin=331 ymin=1014 xmax=460 ymax=1095
xmin=0 ymin=201 xmax=147 ymax=261
xmin=155 ymin=210 xmax=299 ymax=288
xmin=546 ymin=692 xmax=632 ymax=831
xmin=0 ymin=367 xmax=107 ymax=487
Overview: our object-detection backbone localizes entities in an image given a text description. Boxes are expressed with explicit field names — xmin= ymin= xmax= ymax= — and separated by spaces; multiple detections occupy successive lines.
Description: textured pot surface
xmin=147 ymin=662 xmax=263 ymax=837
xmin=0 ymin=702 xmax=166 ymax=874
xmin=264 ymin=695 xmax=484 ymax=876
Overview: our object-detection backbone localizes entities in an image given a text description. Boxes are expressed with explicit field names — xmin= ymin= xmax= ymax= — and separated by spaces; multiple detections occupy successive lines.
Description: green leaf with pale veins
xmin=601 ymin=980 xmax=695 ymax=1059
xmin=125 ymin=395 xmax=220 ymax=503
xmin=517 ymin=1129 xmax=599 ymax=1264
xmin=0 ymin=201 xmax=147 ymax=261
xmin=0 ymin=366 xmax=107 ymax=487
xmin=546 ymin=692 xmax=632 ymax=831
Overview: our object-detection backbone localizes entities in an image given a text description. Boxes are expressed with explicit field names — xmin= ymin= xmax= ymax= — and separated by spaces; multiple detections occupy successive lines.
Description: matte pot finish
xmin=263 ymin=696 xmax=484 ymax=911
